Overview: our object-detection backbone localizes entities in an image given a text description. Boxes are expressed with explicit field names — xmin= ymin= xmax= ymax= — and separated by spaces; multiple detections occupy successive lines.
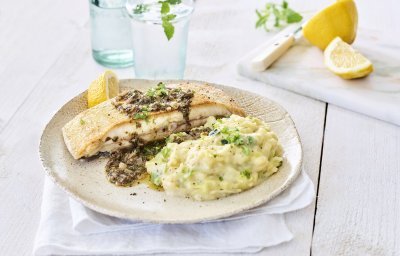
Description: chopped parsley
xmin=182 ymin=167 xmax=193 ymax=177
xmin=134 ymin=110 xmax=149 ymax=120
xmin=219 ymin=176 xmax=223 ymax=181
xmin=80 ymin=119 xmax=85 ymax=125
xmin=150 ymin=172 xmax=161 ymax=185
xmin=242 ymin=146 xmax=251 ymax=155
xmin=146 ymin=82 xmax=168 ymax=97
xmin=240 ymin=170 xmax=251 ymax=179
xmin=161 ymin=147 xmax=171 ymax=159
xmin=213 ymin=124 xmax=255 ymax=153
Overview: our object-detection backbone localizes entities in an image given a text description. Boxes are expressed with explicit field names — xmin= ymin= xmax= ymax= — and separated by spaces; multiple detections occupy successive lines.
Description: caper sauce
xmin=112 ymin=82 xmax=194 ymax=123
xmin=104 ymin=82 xmax=197 ymax=186
xmin=105 ymin=123 xmax=211 ymax=187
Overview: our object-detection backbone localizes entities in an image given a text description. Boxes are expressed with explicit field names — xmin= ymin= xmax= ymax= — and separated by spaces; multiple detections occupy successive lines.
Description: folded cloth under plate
xmin=33 ymin=170 xmax=314 ymax=255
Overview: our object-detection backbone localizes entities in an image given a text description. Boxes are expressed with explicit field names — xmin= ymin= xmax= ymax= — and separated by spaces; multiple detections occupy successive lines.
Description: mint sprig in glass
xmin=126 ymin=0 xmax=194 ymax=79
xmin=133 ymin=0 xmax=183 ymax=40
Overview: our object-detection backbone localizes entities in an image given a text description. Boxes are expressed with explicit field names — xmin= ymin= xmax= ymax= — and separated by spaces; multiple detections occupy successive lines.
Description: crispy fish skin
xmin=62 ymin=83 xmax=245 ymax=159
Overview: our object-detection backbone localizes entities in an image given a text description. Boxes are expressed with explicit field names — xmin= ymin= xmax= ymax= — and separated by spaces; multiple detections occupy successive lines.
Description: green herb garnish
xmin=150 ymin=172 xmax=161 ymax=185
xmin=134 ymin=110 xmax=149 ymax=120
xmin=247 ymin=136 xmax=255 ymax=145
xmin=241 ymin=146 xmax=251 ymax=155
xmin=80 ymin=119 xmax=85 ymax=125
xmin=219 ymin=176 xmax=223 ymax=181
xmin=215 ymin=125 xmax=255 ymax=154
xmin=146 ymin=82 xmax=168 ymax=97
xmin=132 ymin=0 xmax=181 ymax=40
xmin=182 ymin=167 xmax=193 ymax=177
xmin=161 ymin=13 xmax=177 ymax=40
xmin=159 ymin=0 xmax=182 ymax=40
xmin=255 ymin=0 xmax=302 ymax=31
xmin=161 ymin=147 xmax=171 ymax=159
xmin=133 ymin=4 xmax=150 ymax=14
xmin=240 ymin=170 xmax=251 ymax=179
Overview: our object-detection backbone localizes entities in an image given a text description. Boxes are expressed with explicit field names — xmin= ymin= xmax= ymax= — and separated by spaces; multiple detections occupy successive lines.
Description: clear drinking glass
xmin=89 ymin=0 xmax=134 ymax=68
xmin=126 ymin=0 xmax=194 ymax=79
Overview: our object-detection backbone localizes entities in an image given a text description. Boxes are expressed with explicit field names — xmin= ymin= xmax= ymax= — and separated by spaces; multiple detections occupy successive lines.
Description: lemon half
xmin=303 ymin=0 xmax=358 ymax=50
xmin=87 ymin=70 xmax=119 ymax=108
xmin=324 ymin=37 xmax=373 ymax=79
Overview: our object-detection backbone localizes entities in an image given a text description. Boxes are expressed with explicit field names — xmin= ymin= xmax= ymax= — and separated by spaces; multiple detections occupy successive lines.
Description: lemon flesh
xmin=324 ymin=37 xmax=373 ymax=79
xmin=303 ymin=0 xmax=358 ymax=50
xmin=87 ymin=70 xmax=119 ymax=108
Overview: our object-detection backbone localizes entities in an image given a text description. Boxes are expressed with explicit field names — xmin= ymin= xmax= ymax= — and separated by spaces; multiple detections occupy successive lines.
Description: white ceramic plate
xmin=39 ymin=79 xmax=302 ymax=223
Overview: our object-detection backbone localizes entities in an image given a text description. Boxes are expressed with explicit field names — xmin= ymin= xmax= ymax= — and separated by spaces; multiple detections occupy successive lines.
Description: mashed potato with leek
xmin=145 ymin=115 xmax=283 ymax=201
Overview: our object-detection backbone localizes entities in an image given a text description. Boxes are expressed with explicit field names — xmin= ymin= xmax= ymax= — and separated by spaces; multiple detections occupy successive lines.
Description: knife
xmin=251 ymin=25 xmax=303 ymax=72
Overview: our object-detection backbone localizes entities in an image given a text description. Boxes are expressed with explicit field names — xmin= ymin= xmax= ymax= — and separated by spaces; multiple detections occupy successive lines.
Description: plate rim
xmin=39 ymin=79 xmax=303 ymax=224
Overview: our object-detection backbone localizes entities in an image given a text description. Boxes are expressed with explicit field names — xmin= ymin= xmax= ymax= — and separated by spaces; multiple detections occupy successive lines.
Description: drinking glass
xmin=126 ymin=0 xmax=194 ymax=79
xmin=89 ymin=0 xmax=134 ymax=68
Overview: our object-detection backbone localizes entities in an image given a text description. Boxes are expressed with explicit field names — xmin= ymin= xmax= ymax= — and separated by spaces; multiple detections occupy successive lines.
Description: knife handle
xmin=251 ymin=34 xmax=295 ymax=71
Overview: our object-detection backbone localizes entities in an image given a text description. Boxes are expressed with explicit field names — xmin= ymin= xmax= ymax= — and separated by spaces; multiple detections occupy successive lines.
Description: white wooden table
xmin=0 ymin=0 xmax=399 ymax=255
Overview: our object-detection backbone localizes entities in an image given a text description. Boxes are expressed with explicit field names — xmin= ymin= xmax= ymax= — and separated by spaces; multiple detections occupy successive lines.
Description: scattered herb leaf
xmin=80 ymin=119 xmax=85 ymax=125
xmin=255 ymin=0 xmax=302 ymax=31
xmin=286 ymin=8 xmax=303 ymax=23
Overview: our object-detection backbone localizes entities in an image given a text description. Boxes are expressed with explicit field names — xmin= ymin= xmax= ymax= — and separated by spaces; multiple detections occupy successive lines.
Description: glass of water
xmin=89 ymin=0 xmax=134 ymax=68
xmin=126 ymin=0 xmax=194 ymax=79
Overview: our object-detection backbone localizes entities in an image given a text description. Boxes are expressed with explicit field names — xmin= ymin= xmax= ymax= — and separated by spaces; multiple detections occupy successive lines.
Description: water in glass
xmin=126 ymin=0 xmax=194 ymax=79
xmin=90 ymin=0 xmax=134 ymax=68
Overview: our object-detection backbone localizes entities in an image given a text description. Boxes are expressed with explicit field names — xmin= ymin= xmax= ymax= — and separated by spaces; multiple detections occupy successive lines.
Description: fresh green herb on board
xmin=256 ymin=0 xmax=303 ymax=31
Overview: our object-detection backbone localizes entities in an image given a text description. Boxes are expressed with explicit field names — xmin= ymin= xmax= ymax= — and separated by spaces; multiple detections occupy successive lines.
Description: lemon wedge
xmin=303 ymin=0 xmax=358 ymax=50
xmin=87 ymin=70 xmax=119 ymax=108
xmin=324 ymin=37 xmax=373 ymax=79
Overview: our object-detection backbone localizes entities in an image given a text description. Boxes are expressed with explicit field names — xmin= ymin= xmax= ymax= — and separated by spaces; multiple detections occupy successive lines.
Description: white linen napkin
xmin=33 ymin=170 xmax=314 ymax=255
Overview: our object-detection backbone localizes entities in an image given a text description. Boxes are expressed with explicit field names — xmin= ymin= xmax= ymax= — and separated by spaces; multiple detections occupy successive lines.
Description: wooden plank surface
xmin=0 ymin=21 xmax=133 ymax=255
xmin=2 ymin=0 xmax=399 ymax=255
xmin=0 ymin=0 xmax=326 ymax=255
xmin=171 ymin=1 xmax=328 ymax=253
xmin=0 ymin=0 xmax=88 ymax=131
xmin=312 ymin=106 xmax=400 ymax=255
xmin=311 ymin=1 xmax=400 ymax=255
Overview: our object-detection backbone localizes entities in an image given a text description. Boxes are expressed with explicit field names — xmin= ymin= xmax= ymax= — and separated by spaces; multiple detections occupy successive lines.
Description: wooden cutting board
xmin=238 ymin=28 xmax=400 ymax=126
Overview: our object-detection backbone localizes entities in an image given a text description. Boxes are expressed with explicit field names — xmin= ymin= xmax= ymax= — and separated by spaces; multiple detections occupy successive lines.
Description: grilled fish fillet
xmin=62 ymin=82 xmax=245 ymax=159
